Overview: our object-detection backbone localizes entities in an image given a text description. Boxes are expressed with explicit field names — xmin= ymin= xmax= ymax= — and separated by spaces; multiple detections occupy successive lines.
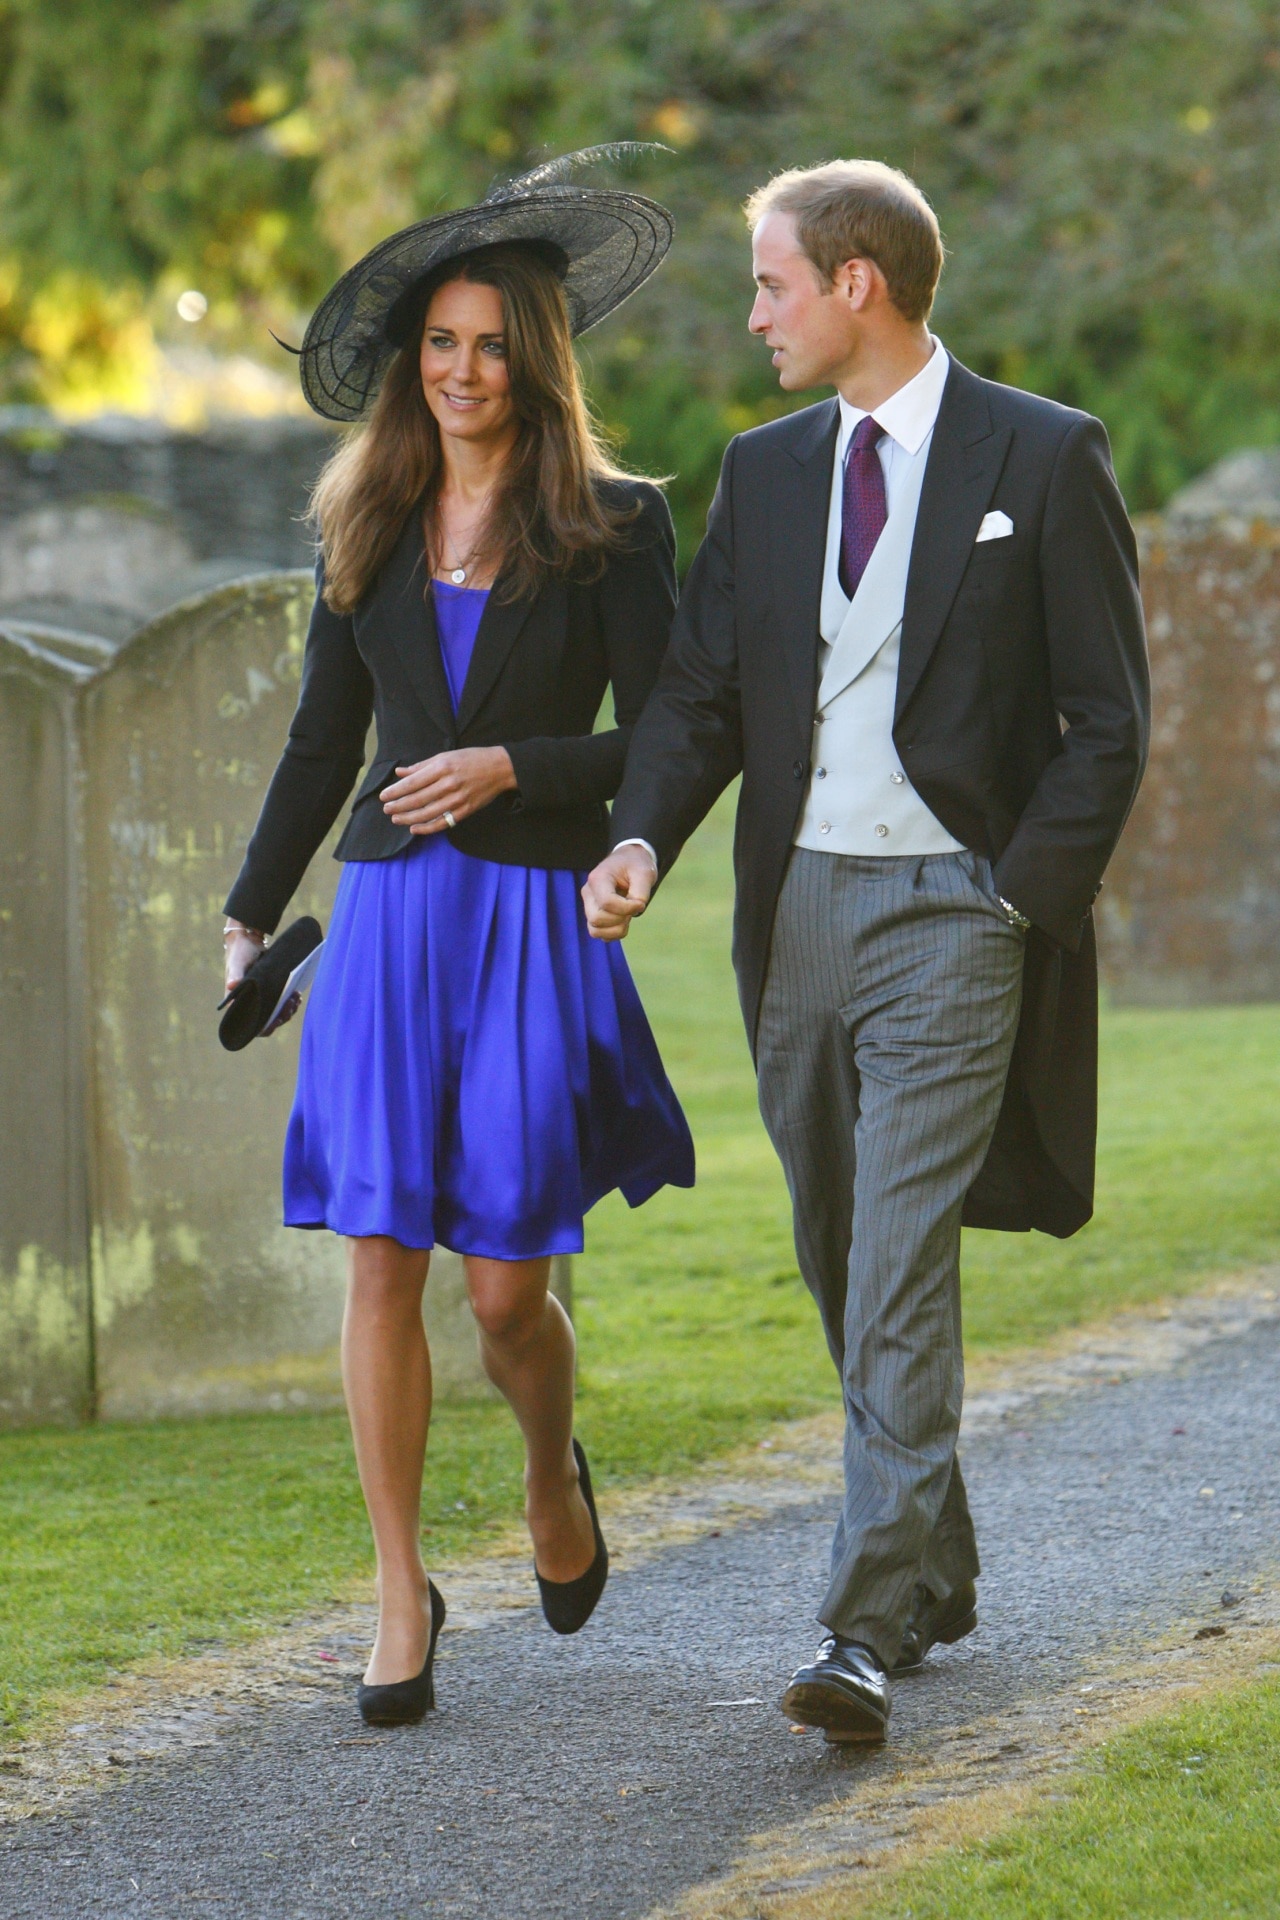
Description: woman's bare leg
xmin=343 ymin=1235 xmax=434 ymax=1684
xmin=466 ymin=1256 xmax=596 ymax=1582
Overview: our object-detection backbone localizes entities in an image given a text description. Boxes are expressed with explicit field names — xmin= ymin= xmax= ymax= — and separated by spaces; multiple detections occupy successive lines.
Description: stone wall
xmin=1101 ymin=520 xmax=1280 ymax=1003
xmin=0 ymin=408 xmax=336 ymax=652
xmin=0 ymin=409 xmax=334 ymax=571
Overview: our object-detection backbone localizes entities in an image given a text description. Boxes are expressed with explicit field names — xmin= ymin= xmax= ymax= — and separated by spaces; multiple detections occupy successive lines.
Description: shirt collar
xmin=837 ymin=335 xmax=949 ymax=460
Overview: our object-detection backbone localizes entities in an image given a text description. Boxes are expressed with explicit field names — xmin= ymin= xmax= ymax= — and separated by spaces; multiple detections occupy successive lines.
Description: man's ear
xmin=833 ymin=256 xmax=884 ymax=312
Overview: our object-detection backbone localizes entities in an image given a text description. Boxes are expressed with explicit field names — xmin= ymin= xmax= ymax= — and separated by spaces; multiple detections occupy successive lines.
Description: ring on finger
xmin=441 ymin=809 xmax=457 ymax=829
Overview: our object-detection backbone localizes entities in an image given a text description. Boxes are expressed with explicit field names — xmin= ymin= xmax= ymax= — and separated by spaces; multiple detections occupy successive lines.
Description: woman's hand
xmin=223 ymin=925 xmax=302 ymax=1028
xmin=380 ymin=746 xmax=517 ymax=833
xmin=224 ymin=928 xmax=266 ymax=995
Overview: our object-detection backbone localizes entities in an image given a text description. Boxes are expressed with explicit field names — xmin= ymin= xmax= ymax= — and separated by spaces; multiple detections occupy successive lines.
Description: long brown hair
xmin=312 ymin=242 xmax=644 ymax=612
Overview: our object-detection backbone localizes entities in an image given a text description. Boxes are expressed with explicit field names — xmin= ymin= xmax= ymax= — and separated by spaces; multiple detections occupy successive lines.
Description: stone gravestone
xmin=0 ymin=625 xmax=96 ymax=1425
xmin=0 ymin=572 xmax=566 ymax=1427
xmin=1100 ymin=515 xmax=1280 ymax=1002
xmin=0 ymin=498 xmax=257 ymax=645
xmin=78 ymin=573 xmax=349 ymax=1420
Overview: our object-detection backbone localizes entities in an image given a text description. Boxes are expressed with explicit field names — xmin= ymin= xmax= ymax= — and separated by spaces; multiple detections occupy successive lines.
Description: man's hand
xmin=380 ymin=747 xmax=516 ymax=833
xmin=581 ymin=847 xmax=658 ymax=941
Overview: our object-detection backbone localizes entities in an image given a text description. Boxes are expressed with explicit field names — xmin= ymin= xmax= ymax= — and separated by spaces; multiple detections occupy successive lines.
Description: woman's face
xmin=419 ymin=278 xmax=517 ymax=447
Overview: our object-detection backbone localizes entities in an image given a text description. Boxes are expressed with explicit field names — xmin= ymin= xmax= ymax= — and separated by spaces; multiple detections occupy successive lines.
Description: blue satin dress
xmin=281 ymin=578 xmax=695 ymax=1259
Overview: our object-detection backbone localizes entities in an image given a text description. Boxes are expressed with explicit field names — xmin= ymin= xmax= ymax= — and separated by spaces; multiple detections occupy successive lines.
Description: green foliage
xmin=857 ymin=1679 xmax=1280 ymax=1918
xmin=4 ymin=3 xmax=1280 ymax=516
xmin=0 ymin=1 xmax=318 ymax=295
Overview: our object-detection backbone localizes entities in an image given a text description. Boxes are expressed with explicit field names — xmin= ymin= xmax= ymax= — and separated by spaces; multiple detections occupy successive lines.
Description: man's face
xmin=748 ymin=212 xmax=856 ymax=391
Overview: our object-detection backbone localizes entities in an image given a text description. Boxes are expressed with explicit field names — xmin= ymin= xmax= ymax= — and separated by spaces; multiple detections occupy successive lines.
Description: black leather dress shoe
xmin=781 ymin=1636 xmax=890 ymax=1744
xmin=356 ymin=1580 xmax=446 ymax=1727
xmin=893 ymin=1580 xmax=977 ymax=1674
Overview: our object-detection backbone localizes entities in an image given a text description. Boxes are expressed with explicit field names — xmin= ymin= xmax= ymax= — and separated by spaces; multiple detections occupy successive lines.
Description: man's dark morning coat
xmin=610 ymin=358 xmax=1150 ymax=1238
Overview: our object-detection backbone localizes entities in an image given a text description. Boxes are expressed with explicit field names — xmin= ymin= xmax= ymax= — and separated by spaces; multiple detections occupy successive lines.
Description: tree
xmin=4 ymin=0 xmax=1280 ymax=540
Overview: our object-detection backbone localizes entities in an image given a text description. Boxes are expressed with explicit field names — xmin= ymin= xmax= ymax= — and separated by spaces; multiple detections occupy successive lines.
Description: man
xmin=582 ymin=160 xmax=1149 ymax=1745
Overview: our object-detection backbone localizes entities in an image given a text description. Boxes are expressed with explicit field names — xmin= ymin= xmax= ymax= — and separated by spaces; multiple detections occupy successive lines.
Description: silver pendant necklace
xmin=440 ymin=516 xmax=480 ymax=586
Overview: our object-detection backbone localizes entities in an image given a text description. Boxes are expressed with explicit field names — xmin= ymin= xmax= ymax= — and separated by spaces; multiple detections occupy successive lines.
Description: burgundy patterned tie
xmin=839 ymin=415 xmax=888 ymax=599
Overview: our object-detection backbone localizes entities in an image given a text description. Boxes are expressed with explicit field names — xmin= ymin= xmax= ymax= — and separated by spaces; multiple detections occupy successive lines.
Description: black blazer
xmin=611 ymin=359 xmax=1150 ymax=1237
xmin=225 ymin=478 xmax=676 ymax=934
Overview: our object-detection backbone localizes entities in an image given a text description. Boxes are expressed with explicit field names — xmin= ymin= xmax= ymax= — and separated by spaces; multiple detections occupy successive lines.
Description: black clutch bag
xmin=218 ymin=916 xmax=324 ymax=1052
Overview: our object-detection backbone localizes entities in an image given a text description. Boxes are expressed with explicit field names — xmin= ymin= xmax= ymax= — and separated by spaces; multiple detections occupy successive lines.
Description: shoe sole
xmin=893 ymin=1606 xmax=978 ymax=1676
xmin=780 ymin=1679 xmax=887 ymax=1745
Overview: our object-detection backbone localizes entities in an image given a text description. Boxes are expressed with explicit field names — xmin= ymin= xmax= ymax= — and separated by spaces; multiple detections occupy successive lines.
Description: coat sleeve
xmin=501 ymin=483 xmax=677 ymax=811
xmin=608 ymin=439 xmax=745 ymax=873
xmin=991 ymin=416 xmax=1150 ymax=949
xmin=223 ymin=559 xmax=374 ymax=933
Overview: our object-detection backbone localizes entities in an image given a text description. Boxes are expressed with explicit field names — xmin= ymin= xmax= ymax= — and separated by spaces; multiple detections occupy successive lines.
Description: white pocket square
xmin=975 ymin=510 xmax=1014 ymax=543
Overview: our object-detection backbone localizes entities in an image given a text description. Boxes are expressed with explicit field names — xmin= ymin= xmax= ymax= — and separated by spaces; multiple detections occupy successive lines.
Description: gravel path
xmin=5 ymin=1303 xmax=1279 ymax=1920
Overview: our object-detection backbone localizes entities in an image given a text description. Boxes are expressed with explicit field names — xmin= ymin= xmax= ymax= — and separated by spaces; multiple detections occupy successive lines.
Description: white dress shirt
xmin=821 ymin=334 xmax=950 ymax=637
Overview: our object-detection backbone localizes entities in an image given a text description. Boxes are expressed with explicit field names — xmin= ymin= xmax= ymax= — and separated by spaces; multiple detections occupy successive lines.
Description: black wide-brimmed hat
xmin=296 ymin=143 xmax=674 ymax=422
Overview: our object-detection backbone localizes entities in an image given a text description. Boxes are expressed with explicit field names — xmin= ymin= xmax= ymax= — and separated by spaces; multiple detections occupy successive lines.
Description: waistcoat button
xmin=875 ymin=823 xmax=889 ymax=837
xmin=890 ymin=771 xmax=905 ymax=785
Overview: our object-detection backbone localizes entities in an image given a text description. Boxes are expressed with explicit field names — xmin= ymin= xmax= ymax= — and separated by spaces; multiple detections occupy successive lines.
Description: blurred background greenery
xmin=4 ymin=1 xmax=1280 ymax=554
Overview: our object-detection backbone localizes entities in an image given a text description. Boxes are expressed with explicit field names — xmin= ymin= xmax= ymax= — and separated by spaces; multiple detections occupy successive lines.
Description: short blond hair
xmin=744 ymin=160 xmax=944 ymax=324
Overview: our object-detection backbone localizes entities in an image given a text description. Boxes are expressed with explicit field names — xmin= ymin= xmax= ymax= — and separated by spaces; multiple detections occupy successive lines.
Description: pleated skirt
xmin=282 ymin=835 xmax=695 ymax=1259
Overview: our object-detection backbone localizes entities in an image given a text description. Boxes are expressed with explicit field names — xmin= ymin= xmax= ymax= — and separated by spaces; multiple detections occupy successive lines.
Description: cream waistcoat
xmin=793 ymin=424 xmax=964 ymax=858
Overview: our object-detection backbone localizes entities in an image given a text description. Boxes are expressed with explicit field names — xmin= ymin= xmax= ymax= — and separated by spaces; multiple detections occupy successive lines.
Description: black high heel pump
xmin=356 ymin=1580 xmax=446 ymax=1727
xmin=536 ymin=1439 xmax=609 ymax=1635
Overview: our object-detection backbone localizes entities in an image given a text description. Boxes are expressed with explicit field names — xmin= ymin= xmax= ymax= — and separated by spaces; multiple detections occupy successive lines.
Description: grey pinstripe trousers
xmin=756 ymin=848 xmax=1025 ymax=1665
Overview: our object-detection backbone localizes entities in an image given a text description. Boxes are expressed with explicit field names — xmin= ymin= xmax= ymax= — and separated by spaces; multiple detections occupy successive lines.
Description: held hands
xmin=581 ymin=847 xmax=658 ymax=942
xmin=380 ymin=746 xmax=517 ymax=833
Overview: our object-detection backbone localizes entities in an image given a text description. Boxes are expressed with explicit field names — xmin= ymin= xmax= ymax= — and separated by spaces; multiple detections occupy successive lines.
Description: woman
xmin=222 ymin=152 xmax=693 ymax=1728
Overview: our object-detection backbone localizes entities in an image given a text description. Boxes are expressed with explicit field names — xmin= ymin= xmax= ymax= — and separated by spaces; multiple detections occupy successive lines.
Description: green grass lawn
xmin=3 ymin=790 xmax=1280 ymax=1742
xmin=856 ymin=1679 xmax=1280 ymax=1920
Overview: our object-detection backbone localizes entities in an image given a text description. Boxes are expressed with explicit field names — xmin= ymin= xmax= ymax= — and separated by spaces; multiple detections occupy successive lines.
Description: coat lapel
xmin=454 ymin=569 xmax=542 ymax=733
xmin=895 ymin=359 xmax=1012 ymax=722
xmin=772 ymin=399 xmax=840 ymax=723
xmin=377 ymin=510 xmax=457 ymax=739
